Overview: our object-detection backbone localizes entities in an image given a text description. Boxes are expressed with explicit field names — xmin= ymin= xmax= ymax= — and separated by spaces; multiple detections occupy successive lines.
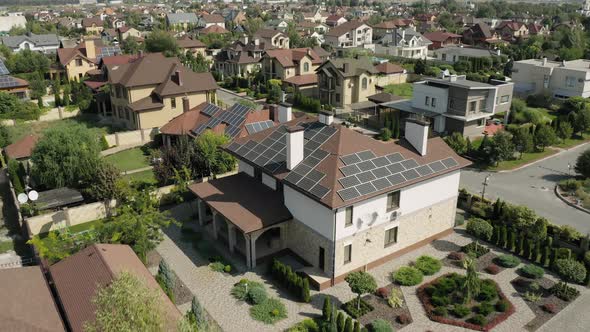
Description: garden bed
xmin=418 ymin=273 xmax=515 ymax=331
xmin=442 ymin=245 xmax=505 ymax=276
xmin=357 ymin=284 xmax=413 ymax=330
xmin=510 ymin=276 xmax=578 ymax=331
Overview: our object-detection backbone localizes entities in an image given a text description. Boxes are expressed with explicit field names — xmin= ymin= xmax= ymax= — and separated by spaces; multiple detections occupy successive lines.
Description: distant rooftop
xmin=516 ymin=58 xmax=590 ymax=71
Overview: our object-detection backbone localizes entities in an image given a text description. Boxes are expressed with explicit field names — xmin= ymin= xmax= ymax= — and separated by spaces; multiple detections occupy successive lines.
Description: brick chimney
xmin=175 ymin=69 xmax=183 ymax=86
xmin=182 ymin=97 xmax=190 ymax=113
xmin=286 ymin=125 xmax=304 ymax=170
xmin=342 ymin=62 xmax=349 ymax=73
xmin=85 ymin=39 xmax=96 ymax=59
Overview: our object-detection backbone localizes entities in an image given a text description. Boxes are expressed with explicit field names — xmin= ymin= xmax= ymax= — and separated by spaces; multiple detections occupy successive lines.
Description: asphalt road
xmin=460 ymin=143 xmax=590 ymax=233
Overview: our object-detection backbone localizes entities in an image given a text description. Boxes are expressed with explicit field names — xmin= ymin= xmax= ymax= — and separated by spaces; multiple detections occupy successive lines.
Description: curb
xmin=554 ymin=185 xmax=590 ymax=215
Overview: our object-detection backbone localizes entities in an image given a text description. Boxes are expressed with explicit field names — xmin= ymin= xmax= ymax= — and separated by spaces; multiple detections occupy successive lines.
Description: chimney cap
xmin=286 ymin=125 xmax=305 ymax=133
xmin=279 ymin=102 xmax=292 ymax=108
xmin=406 ymin=118 xmax=430 ymax=127
xmin=319 ymin=110 xmax=334 ymax=116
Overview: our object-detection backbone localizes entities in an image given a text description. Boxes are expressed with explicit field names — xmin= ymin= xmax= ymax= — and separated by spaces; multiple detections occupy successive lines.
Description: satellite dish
xmin=17 ymin=193 xmax=28 ymax=204
xmin=28 ymin=190 xmax=39 ymax=202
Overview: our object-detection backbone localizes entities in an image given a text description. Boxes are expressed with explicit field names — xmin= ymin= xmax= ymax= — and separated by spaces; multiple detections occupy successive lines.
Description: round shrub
xmin=247 ymin=285 xmax=268 ymax=305
xmin=476 ymin=302 xmax=494 ymax=316
xmin=370 ymin=319 xmax=393 ymax=332
xmin=554 ymin=258 xmax=587 ymax=284
xmin=435 ymin=277 xmax=458 ymax=295
xmin=231 ymin=280 xmax=265 ymax=301
xmin=496 ymin=254 xmax=521 ymax=268
xmin=224 ymin=265 xmax=232 ymax=273
xmin=466 ymin=217 xmax=493 ymax=240
xmin=452 ymin=304 xmax=470 ymax=318
xmin=485 ymin=264 xmax=500 ymax=275
xmin=478 ymin=280 xmax=498 ymax=302
xmin=519 ymin=264 xmax=545 ymax=279
xmin=433 ymin=306 xmax=448 ymax=317
xmin=415 ymin=255 xmax=442 ymax=276
xmin=392 ymin=266 xmax=424 ymax=286
xmin=250 ymin=298 xmax=287 ymax=324
xmin=376 ymin=287 xmax=389 ymax=299
xmin=468 ymin=314 xmax=487 ymax=326
xmin=495 ymin=299 xmax=509 ymax=312
xmin=431 ymin=295 xmax=450 ymax=307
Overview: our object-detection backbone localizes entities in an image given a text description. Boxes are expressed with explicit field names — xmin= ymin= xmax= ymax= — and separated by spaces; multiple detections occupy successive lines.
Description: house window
xmin=387 ymin=191 xmax=400 ymax=212
xmin=441 ymin=53 xmax=447 ymax=61
xmin=500 ymin=95 xmax=509 ymax=103
xmin=75 ymin=58 xmax=83 ymax=66
xmin=343 ymin=244 xmax=352 ymax=264
xmin=478 ymin=118 xmax=486 ymax=127
xmin=469 ymin=101 xmax=477 ymax=114
xmin=361 ymin=77 xmax=368 ymax=90
xmin=566 ymin=76 xmax=575 ymax=88
xmin=431 ymin=97 xmax=436 ymax=107
xmin=303 ymin=62 xmax=310 ymax=72
xmin=345 ymin=206 xmax=353 ymax=227
xmin=335 ymin=93 xmax=340 ymax=102
xmin=449 ymin=99 xmax=455 ymax=109
xmin=425 ymin=96 xmax=430 ymax=106
xmin=385 ymin=227 xmax=398 ymax=247
xmin=171 ymin=97 xmax=176 ymax=109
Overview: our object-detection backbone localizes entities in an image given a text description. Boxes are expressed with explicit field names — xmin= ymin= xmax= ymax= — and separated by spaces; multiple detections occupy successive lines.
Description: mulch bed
xmin=510 ymin=276 xmax=575 ymax=331
xmin=442 ymin=252 xmax=506 ymax=275
xmin=357 ymin=284 xmax=412 ymax=330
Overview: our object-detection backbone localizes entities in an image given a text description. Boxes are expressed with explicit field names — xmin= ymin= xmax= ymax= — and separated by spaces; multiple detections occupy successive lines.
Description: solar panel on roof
xmin=202 ymin=104 xmax=222 ymax=117
xmin=293 ymin=164 xmax=312 ymax=176
xmin=306 ymin=169 xmax=325 ymax=182
xmin=387 ymin=173 xmax=406 ymax=186
xmin=339 ymin=175 xmax=361 ymax=188
xmin=386 ymin=153 xmax=404 ymax=163
xmin=0 ymin=59 xmax=9 ymax=75
xmin=357 ymin=150 xmax=376 ymax=161
xmin=356 ymin=171 xmax=376 ymax=183
xmin=441 ymin=157 xmax=459 ymax=168
xmin=372 ymin=178 xmax=391 ymax=191
xmin=401 ymin=159 xmax=419 ymax=169
xmin=311 ymin=149 xmax=329 ymax=160
xmin=372 ymin=156 xmax=389 ymax=168
xmin=429 ymin=160 xmax=446 ymax=172
xmin=416 ymin=165 xmax=433 ymax=176
xmin=402 ymin=169 xmax=420 ymax=181
xmin=285 ymin=172 xmax=303 ymax=184
xmin=309 ymin=185 xmax=330 ymax=198
xmin=338 ymin=187 xmax=361 ymax=201
xmin=298 ymin=177 xmax=316 ymax=191
xmin=0 ymin=76 xmax=20 ymax=88
xmin=386 ymin=163 xmax=405 ymax=174
xmin=372 ymin=167 xmax=391 ymax=178
xmin=340 ymin=164 xmax=361 ymax=176
xmin=356 ymin=182 xmax=377 ymax=196
xmin=340 ymin=154 xmax=361 ymax=165
xmin=303 ymin=156 xmax=321 ymax=167
xmin=356 ymin=160 xmax=376 ymax=172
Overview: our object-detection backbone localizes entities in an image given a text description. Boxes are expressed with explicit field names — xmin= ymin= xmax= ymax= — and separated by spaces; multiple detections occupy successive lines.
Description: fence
xmin=0 ymin=107 xmax=80 ymax=127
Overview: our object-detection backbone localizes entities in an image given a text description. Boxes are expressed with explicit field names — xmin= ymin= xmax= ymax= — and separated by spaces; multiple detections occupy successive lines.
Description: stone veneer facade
xmin=287 ymin=219 xmax=335 ymax=276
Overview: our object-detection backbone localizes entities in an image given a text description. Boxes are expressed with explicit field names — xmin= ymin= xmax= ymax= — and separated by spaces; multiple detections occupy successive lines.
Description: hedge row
xmin=270 ymin=259 xmax=310 ymax=302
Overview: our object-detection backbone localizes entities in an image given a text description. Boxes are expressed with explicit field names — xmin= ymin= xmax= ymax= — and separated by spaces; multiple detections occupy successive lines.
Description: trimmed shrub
xmin=431 ymin=294 xmax=451 ymax=307
xmin=415 ymin=255 xmax=442 ymax=276
xmin=495 ymin=300 xmax=509 ymax=312
xmin=397 ymin=313 xmax=411 ymax=324
xmin=496 ymin=254 xmax=520 ymax=268
xmin=369 ymin=319 xmax=393 ymax=332
xmin=486 ymin=264 xmax=500 ymax=275
xmin=289 ymin=318 xmax=319 ymax=332
xmin=342 ymin=298 xmax=374 ymax=318
xmin=376 ymin=287 xmax=389 ymax=299
xmin=250 ymin=298 xmax=287 ymax=324
xmin=519 ymin=264 xmax=545 ymax=279
xmin=466 ymin=217 xmax=493 ymax=240
xmin=248 ymin=286 xmax=268 ymax=305
xmin=271 ymin=259 xmax=310 ymax=302
xmin=231 ymin=279 xmax=266 ymax=303
xmin=451 ymin=304 xmax=470 ymax=318
xmin=468 ymin=314 xmax=487 ymax=326
xmin=461 ymin=242 xmax=490 ymax=258
xmin=550 ymin=281 xmax=580 ymax=301
xmin=476 ymin=302 xmax=494 ymax=316
xmin=433 ymin=306 xmax=448 ymax=317
xmin=448 ymin=251 xmax=465 ymax=260
xmin=554 ymin=258 xmax=587 ymax=284
xmin=478 ymin=280 xmax=498 ymax=302
xmin=392 ymin=266 xmax=424 ymax=286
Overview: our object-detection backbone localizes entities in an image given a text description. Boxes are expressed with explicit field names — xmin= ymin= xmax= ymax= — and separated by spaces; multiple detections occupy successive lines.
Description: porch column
xmin=212 ymin=211 xmax=219 ymax=240
xmin=227 ymin=222 xmax=236 ymax=253
xmin=244 ymin=233 xmax=252 ymax=268
xmin=279 ymin=224 xmax=287 ymax=249
xmin=197 ymin=199 xmax=206 ymax=226
xmin=250 ymin=232 xmax=261 ymax=268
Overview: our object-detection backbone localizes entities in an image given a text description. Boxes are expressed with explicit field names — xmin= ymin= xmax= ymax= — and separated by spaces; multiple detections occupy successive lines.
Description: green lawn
xmin=554 ymin=133 xmax=590 ymax=149
xmin=383 ymin=83 xmax=413 ymax=98
xmin=68 ymin=219 xmax=104 ymax=234
xmin=487 ymin=148 xmax=558 ymax=171
xmin=0 ymin=240 xmax=14 ymax=254
xmin=122 ymin=169 xmax=157 ymax=184
xmin=104 ymin=147 xmax=150 ymax=172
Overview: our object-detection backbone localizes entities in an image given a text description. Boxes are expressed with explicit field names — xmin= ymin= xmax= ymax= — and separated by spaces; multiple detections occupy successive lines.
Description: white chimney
xmin=449 ymin=75 xmax=457 ymax=82
xmin=405 ymin=119 xmax=429 ymax=156
xmin=319 ymin=110 xmax=334 ymax=125
xmin=286 ymin=125 xmax=304 ymax=170
xmin=254 ymin=38 xmax=260 ymax=46
xmin=542 ymin=57 xmax=547 ymax=66
xmin=278 ymin=102 xmax=292 ymax=123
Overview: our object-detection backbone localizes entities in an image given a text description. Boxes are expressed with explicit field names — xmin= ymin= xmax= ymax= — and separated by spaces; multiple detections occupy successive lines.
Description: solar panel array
xmin=97 ymin=46 xmax=122 ymax=60
xmin=201 ymin=103 xmax=222 ymax=117
xmin=227 ymin=122 xmax=338 ymax=198
xmin=192 ymin=103 xmax=253 ymax=138
xmin=245 ymin=120 xmax=274 ymax=134
xmin=0 ymin=59 xmax=9 ymax=76
xmin=337 ymin=151 xmax=459 ymax=202
xmin=0 ymin=76 xmax=21 ymax=88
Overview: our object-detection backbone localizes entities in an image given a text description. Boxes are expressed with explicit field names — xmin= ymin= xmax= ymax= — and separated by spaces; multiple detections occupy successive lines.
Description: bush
xmin=387 ymin=288 xmax=404 ymax=308
xmin=550 ymin=281 xmax=580 ymax=301
xmin=466 ymin=217 xmax=494 ymax=241
xmin=542 ymin=303 xmax=557 ymax=313
xmin=288 ymin=318 xmax=319 ymax=332
xmin=342 ymin=298 xmax=374 ymax=318
xmin=415 ymin=255 xmax=442 ymax=276
xmin=231 ymin=280 xmax=266 ymax=303
xmin=451 ymin=304 xmax=470 ymax=318
xmin=224 ymin=265 xmax=232 ymax=273
xmin=392 ymin=266 xmax=424 ymax=286
xmin=496 ymin=254 xmax=521 ymax=268
xmin=209 ymin=261 xmax=225 ymax=272
xmin=519 ymin=264 xmax=545 ymax=279
xmin=461 ymin=242 xmax=490 ymax=258
xmin=376 ymin=287 xmax=389 ymax=298
xmin=7 ymin=159 xmax=24 ymax=194
xmin=478 ymin=280 xmax=498 ymax=302
xmin=380 ymin=128 xmax=392 ymax=141
xmin=486 ymin=264 xmax=500 ymax=275
xmin=468 ymin=314 xmax=487 ymax=326
xmin=433 ymin=306 xmax=448 ymax=317
xmin=431 ymin=294 xmax=451 ymax=307
xmin=476 ymin=302 xmax=494 ymax=316
xmin=448 ymin=251 xmax=465 ymax=260
xmin=250 ymin=298 xmax=287 ymax=324
xmin=369 ymin=319 xmax=393 ymax=332
xmin=271 ymin=259 xmax=310 ymax=302
xmin=495 ymin=300 xmax=509 ymax=312
xmin=248 ymin=286 xmax=268 ymax=305
xmin=554 ymin=258 xmax=587 ymax=284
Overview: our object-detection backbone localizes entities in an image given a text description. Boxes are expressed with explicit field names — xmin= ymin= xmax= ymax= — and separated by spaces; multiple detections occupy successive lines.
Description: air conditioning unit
xmin=390 ymin=211 xmax=401 ymax=221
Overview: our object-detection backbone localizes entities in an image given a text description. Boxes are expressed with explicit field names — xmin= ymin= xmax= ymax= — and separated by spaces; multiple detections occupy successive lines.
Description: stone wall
xmin=103 ymin=128 xmax=159 ymax=148
xmin=286 ymin=219 xmax=334 ymax=276
xmin=26 ymin=200 xmax=116 ymax=235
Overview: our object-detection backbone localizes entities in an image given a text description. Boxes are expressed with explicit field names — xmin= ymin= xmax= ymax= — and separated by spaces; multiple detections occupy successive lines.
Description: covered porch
xmin=189 ymin=173 xmax=293 ymax=269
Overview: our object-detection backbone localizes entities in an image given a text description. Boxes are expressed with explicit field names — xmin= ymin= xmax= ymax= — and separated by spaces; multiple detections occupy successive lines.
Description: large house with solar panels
xmin=56 ymin=39 xmax=122 ymax=81
xmin=0 ymin=58 xmax=29 ymax=99
xmin=189 ymin=104 xmax=470 ymax=289
xmin=160 ymin=102 xmax=277 ymax=146
xmin=104 ymin=52 xmax=218 ymax=130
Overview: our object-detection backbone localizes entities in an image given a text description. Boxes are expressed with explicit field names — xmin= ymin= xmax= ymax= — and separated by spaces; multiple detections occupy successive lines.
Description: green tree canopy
xmin=344 ymin=271 xmax=377 ymax=310
xmin=195 ymin=130 xmax=236 ymax=177
xmin=144 ymin=30 xmax=179 ymax=55
xmin=575 ymin=149 xmax=590 ymax=178
xmin=5 ymin=49 xmax=50 ymax=75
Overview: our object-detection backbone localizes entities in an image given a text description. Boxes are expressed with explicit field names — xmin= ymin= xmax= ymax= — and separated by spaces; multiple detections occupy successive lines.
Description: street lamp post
xmin=482 ymin=174 xmax=491 ymax=201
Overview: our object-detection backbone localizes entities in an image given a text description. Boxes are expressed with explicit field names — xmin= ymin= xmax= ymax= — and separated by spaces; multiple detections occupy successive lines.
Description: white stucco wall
xmin=283 ymin=185 xmax=334 ymax=239
xmin=238 ymin=160 xmax=254 ymax=177
xmin=411 ymin=83 xmax=449 ymax=113
xmin=399 ymin=171 xmax=461 ymax=215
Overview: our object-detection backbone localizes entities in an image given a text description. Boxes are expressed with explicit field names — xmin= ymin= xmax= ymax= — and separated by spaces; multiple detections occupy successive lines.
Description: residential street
xmin=460 ymin=143 xmax=590 ymax=233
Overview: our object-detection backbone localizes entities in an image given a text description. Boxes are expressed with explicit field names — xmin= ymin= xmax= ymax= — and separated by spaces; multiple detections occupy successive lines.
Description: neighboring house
xmin=495 ymin=21 xmax=529 ymax=40
xmin=225 ymin=9 xmax=247 ymax=26
xmin=316 ymin=57 xmax=378 ymax=108
xmin=3 ymin=134 xmax=38 ymax=162
xmin=177 ymin=35 xmax=207 ymax=57
xmin=527 ymin=23 xmax=550 ymax=36
xmin=49 ymin=244 xmax=182 ymax=332
xmin=423 ymin=31 xmax=462 ymax=50
xmin=1 ymin=33 xmax=59 ymax=53
xmin=512 ymin=58 xmax=590 ymax=99
xmin=264 ymin=47 xmax=323 ymax=97
xmin=0 ymin=58 xmax=29 ymax=99
xmin=166 ymin=12 xmax=199 ymax=30
xmin=375 ymin=28 xmax=431 ymax=59
xmin=297 ymin=21 xmax=328 ymax=35
xmin=430 ymin=45 xmax=502 ymax=64
xmin=326 ymin=15 xmax=347 ymax=27
xmin=57 ymin=39 xmax=122 ymax=81
xmin=201 ymin=14 xmax=226 ymax=29
xmin=267 ymin=19 xmax=289 ymax=31
xmin=372 ymin=20 xmax=400 ymax=40
xmin=384 ymin=74 xmax=514 ymax=137
xmin=0 ymin=266 xmax=65 ymax=332
xmin=374 ymin=62 xmax=407 ymax=87
xmin=111 ymin=18 xmax=126 ymax=29
xmin=462 ymin=22 xmax=504 ymax=47
xmin=160 ymin=102 xmax=275 ymax=146
xmin=189 ymin=108 xmax=470 ymax=289
xmin=199 ymin=24 xmax=230 ymax=35
xmin=0 ymin=15 xmax=26 ymax=33
xmin=104 ymin=52 xmax=218 ymax=129
xmin=303 ymin=9 xmax=328 ymax=23
xmin=213 ymin=37 xmax=267 ymax=78
xmin=117 ymin=26 xmax=143 ymax=42
xmin=253 ymin=29 xmax=290 ymax=49
xmin=324 ymin=20 xmax=373 ymax=49
xmin=82 ymin=17 xmax=103 ymax=35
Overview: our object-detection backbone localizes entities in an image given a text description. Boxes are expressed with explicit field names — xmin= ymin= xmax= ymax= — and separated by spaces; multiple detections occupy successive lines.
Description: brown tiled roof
xmin=4 ymin=134 xmax=38 ymax=160
xmin=177 ymin=36 xmax=206 ymax=49
xmin=0 ymin=266 xmax=65 ymax=332
xmin=49 ymin=244 xmax=181 ymax=332
xmin=189 ymin=172 xmax=292 ymax=233
xmin=326 ymin=20 xmax=365 ymax=37
xmin=373 ymin=20 xmax=398 ymax=29
xmin=82 ymin=17 xmax=102 ymax=28
xmin=374 ymin=62 xmax=404 ymax=74
xmin=128 ymin=94 xmax=164 ymax=112
xmin=423 ymin=31 xmax=461 ymax=42
xmin=265 ymin=48 xmax=322 ymax=68
xmin=202 ymin=14 xmax=225 ymax=23
xmin=326 ymin=15 xmax=344 ymax=22
xmin=368 ymin=92 xmax=405 ymax=104
xmin=283 ymin=73 xmax=318 ymax=86
xmin=153 ymin=64 xmax=218 ymax=96
xmin=225 ymin=116 xmax=471 ymax=209
xmin=254 ymin=28 xmax=285 ymax=39
xmin=160 ymin=102 xmax=209 ymax=135
xmin=200 ymin=25 xmax=229 ymax=34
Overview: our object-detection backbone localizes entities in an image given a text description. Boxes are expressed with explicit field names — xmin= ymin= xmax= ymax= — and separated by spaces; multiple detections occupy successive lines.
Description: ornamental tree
xmin=575 ymin=149 xmax=590 ymax=178
xmin=554 ymin=258 xmax=587 ymax=284
xmin=344 ymin=271 xmax=377 ymax=310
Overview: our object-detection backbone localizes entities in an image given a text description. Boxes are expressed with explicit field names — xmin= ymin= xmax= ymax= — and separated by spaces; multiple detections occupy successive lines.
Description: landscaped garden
xmin=104 ymin=146 xmax=151 ymax=172
xmin=231 ymin=279 xmax=288 ymax=325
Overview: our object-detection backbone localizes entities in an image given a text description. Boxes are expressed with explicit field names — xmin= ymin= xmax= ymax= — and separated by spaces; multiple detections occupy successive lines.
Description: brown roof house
xmin=213 ymin=36 xmax=269 ymax=79
xmin=189 ymin=106 xmax=471 ymax=289
xmin=462 ymin=22 xmax=505 ymax=47
xmin=325 ymin=20 xmax=372 ymax=49
xmin=374 ymin=61 xmax=407 ymax=87
xmin=263 ymin=47 xmax=324 ymax=97
xmin=3 ymin=134 xmax=39 ymax=161
xmin=82 ymin=17 xmax=103 ymax=35
xmin=177 ymin=35 xmax=207 ymax=58
xmin=56 ymin=38 xmax=122 ymax=81
xmin=0 ymin=266 xmax=65 ymax=332
xmin=49 ymin=244 xmax=182 ymax=332
xmin=104 ymin=52 xmax=218 ymax=130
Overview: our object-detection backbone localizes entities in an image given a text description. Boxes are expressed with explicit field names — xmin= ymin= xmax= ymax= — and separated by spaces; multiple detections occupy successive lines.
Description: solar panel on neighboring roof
xmin=0 ymin=59 xmax=9 ymax=75
xmin=0 ymin=75 xmax=21 ymax=88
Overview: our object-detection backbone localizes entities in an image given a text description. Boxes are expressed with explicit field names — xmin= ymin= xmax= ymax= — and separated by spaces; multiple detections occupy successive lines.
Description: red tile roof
xmin=200 ymin=25 xmax=230 ymax=34
xmin=423 ymin=31 xmax=462 ymax=42
xmin=374 ymin=62 xmax=404 ymax=74
xmin=283 ymin=73 xmax=318 ymax=86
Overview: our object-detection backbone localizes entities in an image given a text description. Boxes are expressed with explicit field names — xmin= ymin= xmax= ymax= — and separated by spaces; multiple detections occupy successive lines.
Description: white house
xmin=375 ymin=28 xmax=431 ymax=59
xmin=1 ymin=33 xmax=60 ymax=54
xmin=324 ymin=20 xmax=373 ymax=49
xmin=189 ymin=105 xmax=470 ymax=289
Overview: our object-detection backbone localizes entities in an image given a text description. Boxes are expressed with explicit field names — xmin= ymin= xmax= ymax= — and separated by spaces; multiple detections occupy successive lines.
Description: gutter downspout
xmin=330 ymin=209 xmax=337 ymax=287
